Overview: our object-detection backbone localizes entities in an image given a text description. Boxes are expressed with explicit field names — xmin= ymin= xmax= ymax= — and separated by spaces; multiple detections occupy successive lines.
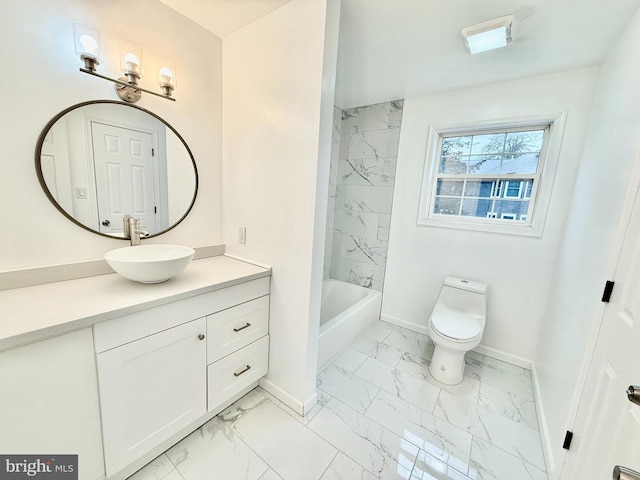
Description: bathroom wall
xmin=0 ymin=0 xmax=223 ymax=273
xmin=326 ymin=101 xmax=403 ymax=291
xmin=535 ymin=9 xmax=640 ymax=470
xmin=382 ymin=68 xmax=598 ymax=361
xmin=222 ymin=0 xmax=340 ymax=412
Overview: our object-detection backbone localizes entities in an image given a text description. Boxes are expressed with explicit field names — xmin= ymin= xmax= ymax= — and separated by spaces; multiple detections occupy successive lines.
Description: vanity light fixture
xmin=461 ymin=15 xmax=515 ymax=55
xmin=73 ymin=22 xmax=176 ymax=103
xmin=73 ymin=22 xmax=102 ymax=71
xmin=156 ymin=55 xmax=176 ymax=97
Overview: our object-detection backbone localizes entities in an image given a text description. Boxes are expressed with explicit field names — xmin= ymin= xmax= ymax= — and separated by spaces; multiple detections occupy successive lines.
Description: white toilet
xmin=428 ymin=276 xmax=487 ymax=385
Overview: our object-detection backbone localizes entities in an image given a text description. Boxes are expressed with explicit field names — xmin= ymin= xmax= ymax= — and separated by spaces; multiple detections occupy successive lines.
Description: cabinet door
xmin=97 ymin=318 xmax=206 ymax=477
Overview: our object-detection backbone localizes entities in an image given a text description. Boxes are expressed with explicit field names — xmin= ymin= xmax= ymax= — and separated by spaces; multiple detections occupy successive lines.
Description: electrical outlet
xmin=238 ymin=226 xmax=246 ymax=244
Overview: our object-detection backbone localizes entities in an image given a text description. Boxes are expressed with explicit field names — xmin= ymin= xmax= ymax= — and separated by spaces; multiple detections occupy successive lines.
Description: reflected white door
xmin=40 ymin=120 xmax=73 ymax=214
xmin=561 ymin=185 xmax=640 ymax=478
xmin=91 ymin=122 xmax=157 ymax=235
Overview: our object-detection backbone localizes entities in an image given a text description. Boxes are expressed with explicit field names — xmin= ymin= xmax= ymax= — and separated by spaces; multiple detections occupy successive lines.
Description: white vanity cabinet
xmin=96 ymin=318 xmax=207 ymax=477
xmin=93 ymin=276 xmax=270 ymax=479
xmin=0 ymin=328 xmax=105 ymax=480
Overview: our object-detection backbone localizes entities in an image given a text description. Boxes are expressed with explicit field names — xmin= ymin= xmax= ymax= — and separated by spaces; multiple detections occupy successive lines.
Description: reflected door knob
xmin=627 ymin=385 xmax=640 ymax=406
xmin=102 ymin=219 xmax=110 ymax=226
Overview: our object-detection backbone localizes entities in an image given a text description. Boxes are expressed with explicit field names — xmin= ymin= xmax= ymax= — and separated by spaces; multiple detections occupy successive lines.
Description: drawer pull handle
xmin=233 ymin=323 xmax=251 ymax=332
xmin=198 ymin=334 xmax=205 ymax=340
xmin=233 ymin=365 xmax=252 ymax=377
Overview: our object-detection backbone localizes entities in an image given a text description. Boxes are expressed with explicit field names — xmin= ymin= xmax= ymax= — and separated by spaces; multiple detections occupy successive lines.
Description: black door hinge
xmin=154 ymin=206 xmax=157 ymax=214
xmin=152 ymin=148 xmax=155 ymax=156
xmin=563 ymin=430 xmax=573 ymax=450
xmin=602 ymin=280 xmax=615 ymax=303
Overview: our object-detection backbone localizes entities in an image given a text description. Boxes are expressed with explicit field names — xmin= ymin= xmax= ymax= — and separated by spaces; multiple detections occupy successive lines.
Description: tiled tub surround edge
xmin=0 ymin=254 xmax=269 ymax=353
xmin=0 ymin=244 xmax=226 ymax=291
xmin=327 ymin=100 xmax=404 ymax=291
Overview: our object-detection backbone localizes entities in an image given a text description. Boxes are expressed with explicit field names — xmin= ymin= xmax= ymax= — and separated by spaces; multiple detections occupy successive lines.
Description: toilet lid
xmin=431 ymin=310 xmax=482 ymax=340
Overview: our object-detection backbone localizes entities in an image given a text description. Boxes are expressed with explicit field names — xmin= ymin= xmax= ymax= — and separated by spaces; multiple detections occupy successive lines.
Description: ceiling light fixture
xmin=461 ymin=15 xmax=515 ymax=55
xmin=72 ymin=22 xmax=176 ymax=103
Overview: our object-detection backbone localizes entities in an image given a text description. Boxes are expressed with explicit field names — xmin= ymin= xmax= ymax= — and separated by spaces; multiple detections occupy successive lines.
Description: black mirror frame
xmin=35 ymin=100 xmax=199 ymax=240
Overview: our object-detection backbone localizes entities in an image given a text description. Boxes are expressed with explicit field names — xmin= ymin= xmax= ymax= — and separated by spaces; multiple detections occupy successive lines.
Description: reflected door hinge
xmin=152 ymin=148 xmax=155 ymax=156
xmin=562 ymin=430 xmax=573 ymax=450
xmin=602 ymin=280 xmax=615 ymax=303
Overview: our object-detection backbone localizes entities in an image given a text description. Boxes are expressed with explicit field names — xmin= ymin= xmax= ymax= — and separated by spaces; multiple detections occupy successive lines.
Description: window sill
xmin=418 ymin=216 xmax=544 ymax=237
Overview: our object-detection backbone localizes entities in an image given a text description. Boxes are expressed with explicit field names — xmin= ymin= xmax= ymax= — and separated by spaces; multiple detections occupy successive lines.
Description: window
xmin=418 ymin=114 xmax=566 ymax=236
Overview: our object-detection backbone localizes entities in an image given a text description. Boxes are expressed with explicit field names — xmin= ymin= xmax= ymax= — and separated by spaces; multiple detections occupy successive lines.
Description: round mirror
xmin=35 ymin=100 xmax=198 ymax=239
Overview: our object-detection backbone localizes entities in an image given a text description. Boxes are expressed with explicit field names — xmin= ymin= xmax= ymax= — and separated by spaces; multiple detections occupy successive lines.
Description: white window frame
xmin=417 ymin=112 xmax=567 ymax=237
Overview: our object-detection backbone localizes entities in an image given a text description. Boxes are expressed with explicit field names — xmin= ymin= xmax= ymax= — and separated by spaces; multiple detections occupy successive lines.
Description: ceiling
xmin=162 ymin=0 xmax=640 ymax=109
xmin=159 ymin=0 xmax=293 ymax=38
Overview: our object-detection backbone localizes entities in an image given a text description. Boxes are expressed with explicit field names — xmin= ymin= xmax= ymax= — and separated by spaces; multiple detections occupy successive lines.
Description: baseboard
xmin=530 ymin=362 xmax=555 ymax=475
xmin=472 ymin=344 xmax=533 ymax=370
xmin=380 ymin=313 xmax=429 ymax=336
xmin=259 ymin=377 xmax=318 ymax=416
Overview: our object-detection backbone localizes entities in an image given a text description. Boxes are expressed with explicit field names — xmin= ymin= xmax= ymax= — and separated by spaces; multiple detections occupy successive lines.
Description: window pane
xmin=500 ymin=153 xmax=539 ymax=174
xmin=433 ymin=197 xmax=461 ymax=215
xmin=461 ymin=198 xmax=492 ymax=217
xmin=440 ymin=156 xmax=468 ymax=174
xmin=441 ymin=136 xmax=471 ymax=156
xmin=504 ymin=181 xmax=522 ymax=198
xmin=505 ymin=130 xmax=544 ymax=154
xmin=470 ymin=133 xmax=504 ymax=155
xmin=436 ymin=179 xmax=464 ymax=196
xmin=493 ymin=200 xmax=529 ymax=219
xmin=468 ymin=155 xmax=501 ymax=174
xmin=464 ymin=180 xmax=493 ymax=198
xmin=524 ymin=180 xmax=533 ymax=198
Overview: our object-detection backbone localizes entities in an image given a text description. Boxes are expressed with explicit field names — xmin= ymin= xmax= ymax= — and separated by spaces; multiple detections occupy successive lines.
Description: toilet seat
xmin=431 ymin=309 xmax=481 ymax=341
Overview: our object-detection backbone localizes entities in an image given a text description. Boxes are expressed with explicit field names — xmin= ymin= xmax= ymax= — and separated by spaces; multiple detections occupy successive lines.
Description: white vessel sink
xmin=104 ymin=245 xmax=195 ymax=283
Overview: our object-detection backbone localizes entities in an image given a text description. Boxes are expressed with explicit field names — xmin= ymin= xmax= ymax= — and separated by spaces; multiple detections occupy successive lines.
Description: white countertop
xmin=0 ymin=255 xmax=271 ymax=352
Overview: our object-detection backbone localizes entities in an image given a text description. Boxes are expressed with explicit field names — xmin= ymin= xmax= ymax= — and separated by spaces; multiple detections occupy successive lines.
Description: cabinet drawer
xmin=207 ymin=295 xmax=269 ymax=363
xmin=94 ymin=276 xmax=270 ymax=353
xmin=207 ymin=336 xmax=269 ymax=412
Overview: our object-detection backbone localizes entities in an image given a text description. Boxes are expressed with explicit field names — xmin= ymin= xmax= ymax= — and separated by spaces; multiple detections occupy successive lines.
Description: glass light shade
xmin=119 ymin=40 xmax=143 ymax=78
xmin=73 ymin=22 xmax=102 ymax=63
xmin=461 ymin=15 xmax=514 ymax=55
xmin=156 ymin=55 xmax=177 ymax=90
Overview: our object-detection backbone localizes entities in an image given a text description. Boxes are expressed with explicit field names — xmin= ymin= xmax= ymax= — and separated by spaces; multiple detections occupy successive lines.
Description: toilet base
xmin=428 ymin=345 xmax=467 ymax=385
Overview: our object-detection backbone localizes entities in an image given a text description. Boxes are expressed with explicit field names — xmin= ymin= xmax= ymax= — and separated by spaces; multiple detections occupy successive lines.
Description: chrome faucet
xmin=123 ymin=215 xmax=150 ymax=246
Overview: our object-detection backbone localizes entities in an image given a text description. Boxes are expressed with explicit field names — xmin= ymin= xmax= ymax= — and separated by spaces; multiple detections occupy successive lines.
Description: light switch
xmin=238 ymin=226 xmax=246 ymax=244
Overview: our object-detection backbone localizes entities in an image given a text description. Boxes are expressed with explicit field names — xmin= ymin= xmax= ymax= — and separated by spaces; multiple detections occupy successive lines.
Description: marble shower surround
xmin=325 ymin=101 xmax=404 ymax=291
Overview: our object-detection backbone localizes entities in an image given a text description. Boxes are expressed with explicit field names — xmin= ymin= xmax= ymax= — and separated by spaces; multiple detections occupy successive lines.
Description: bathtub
xmin=318 ymin=279 xmax=382 ymax=372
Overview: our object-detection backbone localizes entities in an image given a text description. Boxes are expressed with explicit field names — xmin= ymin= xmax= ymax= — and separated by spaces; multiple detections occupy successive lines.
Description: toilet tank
xmin=437 ymin=276 xmax=487 ymax=318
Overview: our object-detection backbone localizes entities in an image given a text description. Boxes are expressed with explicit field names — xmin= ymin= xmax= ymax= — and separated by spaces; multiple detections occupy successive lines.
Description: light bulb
xmin=124 ymin=52 xmax=140 ymax=68
xmin=158 ymin=67 xmax=173 ymax=86
xmin=79 ymin=34 xmax=98 ymax=55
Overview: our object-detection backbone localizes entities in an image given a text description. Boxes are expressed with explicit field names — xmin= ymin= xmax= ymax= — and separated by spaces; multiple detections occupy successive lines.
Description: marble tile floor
xmin=130 ymin=321 xmax=547 ymax=480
